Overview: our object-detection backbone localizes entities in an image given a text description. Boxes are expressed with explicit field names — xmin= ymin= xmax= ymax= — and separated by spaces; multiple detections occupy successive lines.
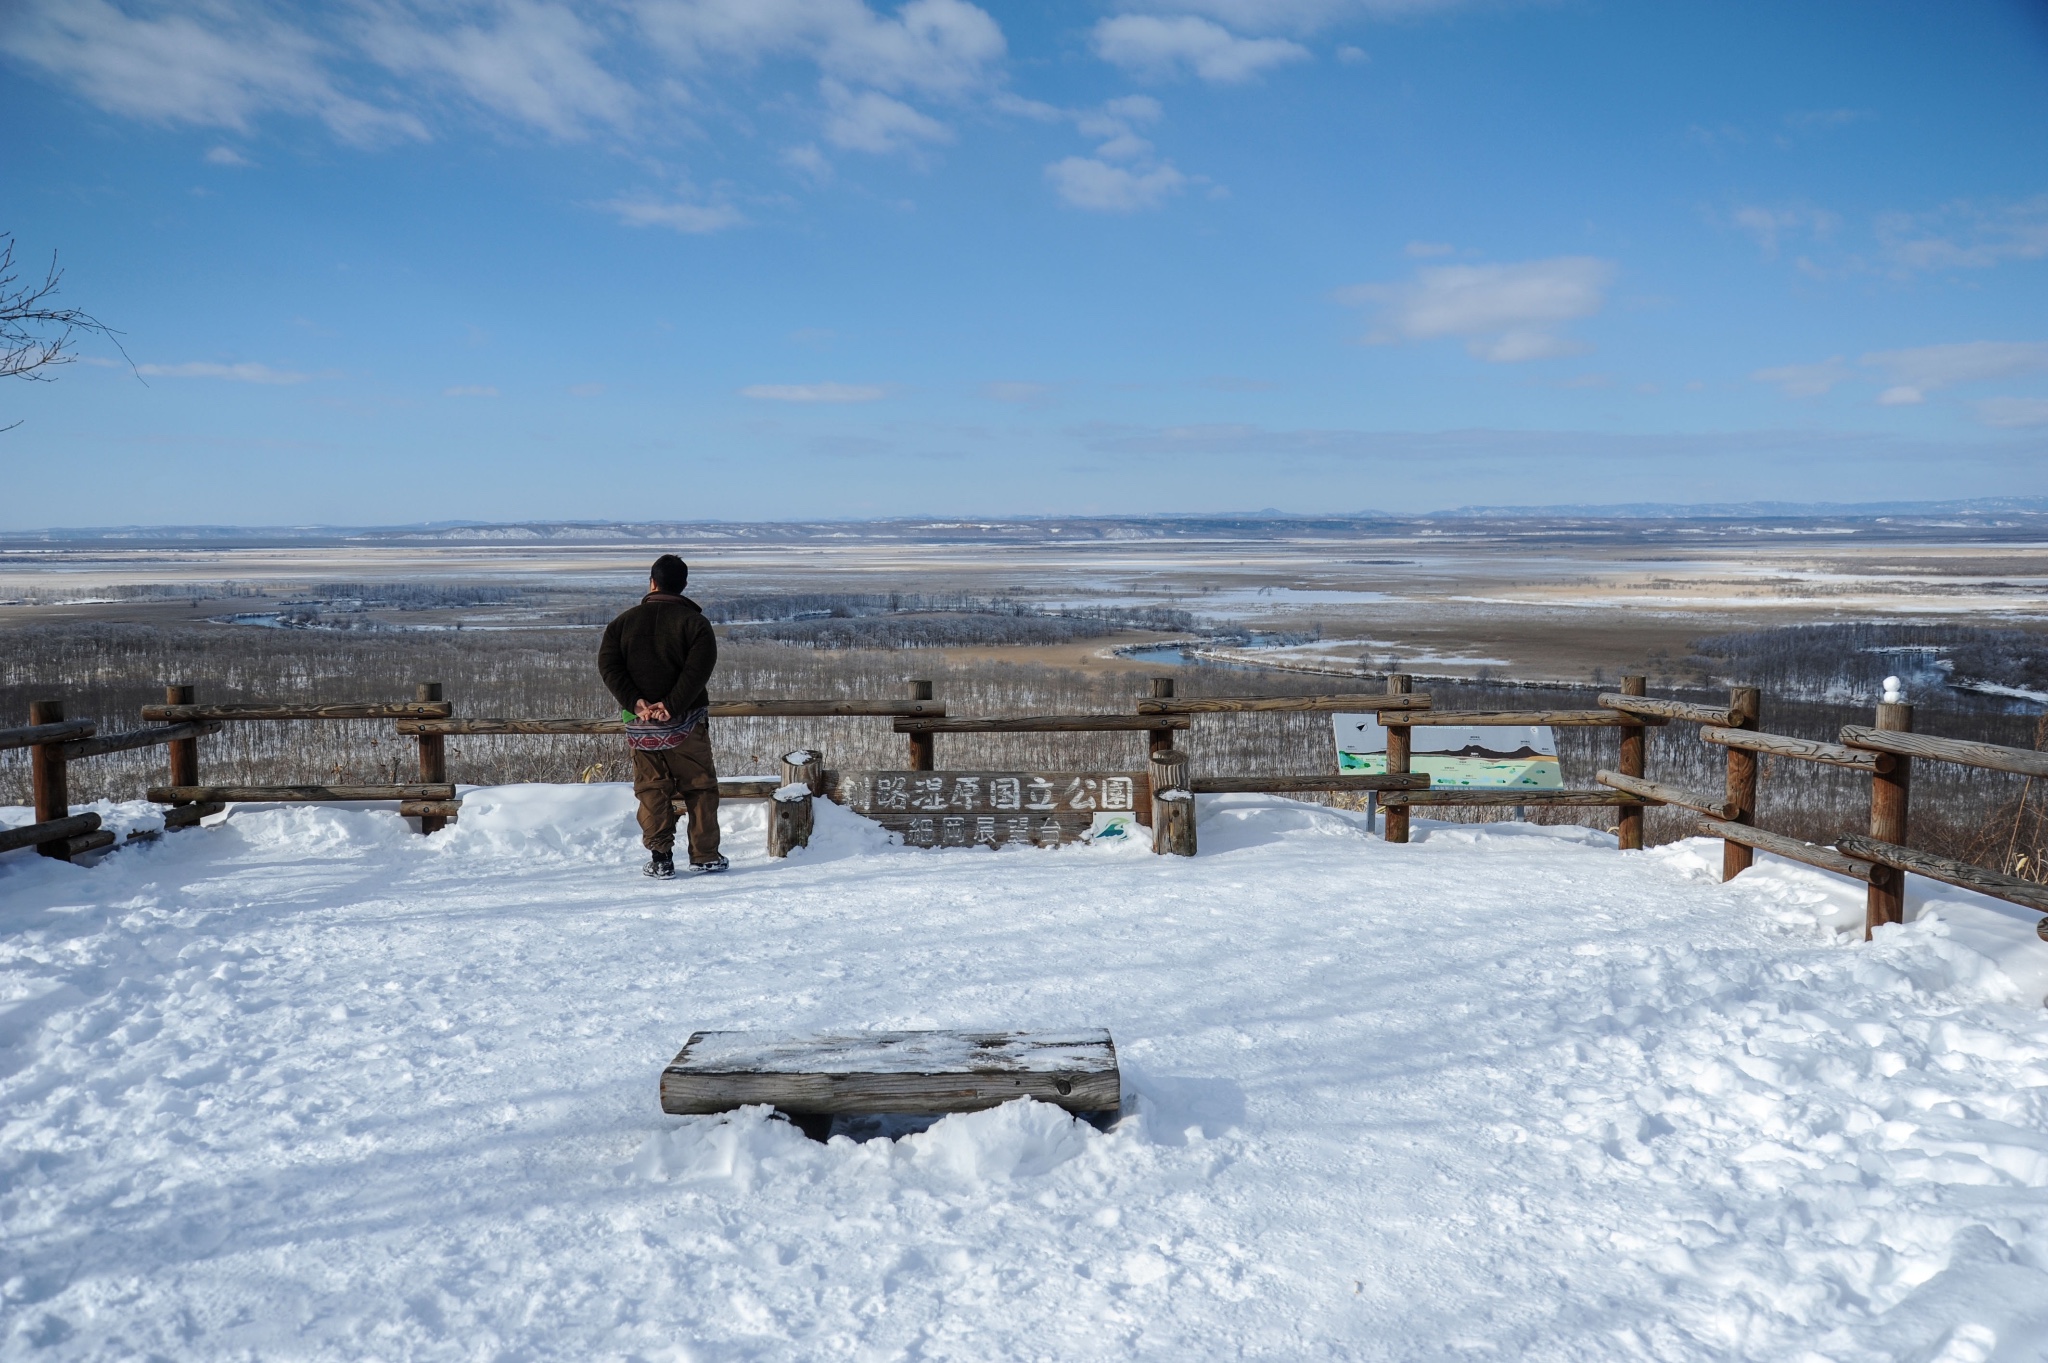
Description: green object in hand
xmin=621 ymin=709 xmax=636 ymax=724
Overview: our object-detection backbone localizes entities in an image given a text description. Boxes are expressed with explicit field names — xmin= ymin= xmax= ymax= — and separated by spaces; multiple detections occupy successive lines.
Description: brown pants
xmin=632 ymin=725 xmax=721 ymax=861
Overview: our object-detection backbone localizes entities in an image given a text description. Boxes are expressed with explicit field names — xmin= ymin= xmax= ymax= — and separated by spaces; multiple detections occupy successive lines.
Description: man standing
xmin=598 ymin=554 xmax=726 ymax=878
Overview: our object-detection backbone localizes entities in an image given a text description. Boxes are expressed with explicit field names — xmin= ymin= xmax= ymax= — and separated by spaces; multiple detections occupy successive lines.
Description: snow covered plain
xmin=5 ymin=788 xmax=2048 ymax=1361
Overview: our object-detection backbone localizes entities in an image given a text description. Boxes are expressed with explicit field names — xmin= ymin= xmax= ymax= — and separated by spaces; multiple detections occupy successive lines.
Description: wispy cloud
xmin=821 ymin=80 xmax=951 ymax=154
xmin=1876 ymin=194 xmax=2048 ymax=273
xmin=1338 ymin=256 xmax=1616 ymax=362
xmin=1977 ymin=397 xmax=2048 ymax=429
xmin=1861 ymin=341 xmax=2048 ymax=398
xmin=602 ymin=195 xmax=745 ymax=233
xmin=740 ymin=382 xmax=887 ymax=403
xmin=204 ymin=144 xmax=253 ymax=166
xmin=135 ymin=360 xmax=318 ymax=384
xmin=1045 ymin=156 xmax=1187 ymax=213
xmin=1092 ymin=15 xmax=1309 ymax=84
xmin=1728 ymin=204 xmax=1839 ymax=260
xmin=1750 ymin=358 xmax=1850 ymax=398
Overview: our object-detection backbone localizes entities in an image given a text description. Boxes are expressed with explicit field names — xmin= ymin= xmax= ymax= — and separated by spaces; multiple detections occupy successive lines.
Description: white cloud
xmin=781 ymin=143 xmax=832 ymax=182
xmin=204 ymin=144 xmax=253 ymax=166
xmin=821 ymin=80 xmax=950 ymax=153
xmin=635 ymin=0 xmax=1004 ymax=96
xmin=1750 ymin=358 xmax=1849 ymax=398
xmin=603 ymin=195 xmax=746 ymax=232
xmin=1045 ymin=157 xmax=1187 ymax=213
xmin=1977 ymin=397 xmax=2048 ymax=429
xmin=360 ymin=0 xmax=636 ymax=141
xmin=444 ymin=384 xmax=500 ymax=397
xmin=135 ymin=360 xmax=315 ymax=384
xmin=1729 ymin=204 xmax=1839 ymax=260
xmin=1092 ymin=15 xmax=1309 ymax=84
xmin=1112 ymin=0 xmax=1468 ymax=32
xmin=1338 ymin=256 xmax=1616 ymax=363
xmin=1876 ymin=194 xmax=2048 ymax=273
xmin=740 ymin=382 xmax=886 ymax=402
xmin=1861 ymin=341 xmax=2048 ymax=391
xmin=0 ymin=0 xmax=425 ymax=144
xmin=1875 ymin=385 xmax=1923 ymax=406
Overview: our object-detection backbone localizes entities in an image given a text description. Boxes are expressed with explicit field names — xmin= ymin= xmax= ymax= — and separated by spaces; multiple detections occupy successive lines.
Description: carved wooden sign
xmin=836 ymin=771 xmax=1149 ymax=847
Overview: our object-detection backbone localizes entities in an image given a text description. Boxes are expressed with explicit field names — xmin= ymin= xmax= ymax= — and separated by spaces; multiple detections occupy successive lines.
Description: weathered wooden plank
xmin=1137 ymin=694 xmax=1434 ymax=715
xmin=1697 ymin=818 xmax=1883 ymax=883
xmin=398 ymin=800 xmax=462 ymax=818
xmin=1837 ymin=834 xmax=2048 ymax=914
xmin=395 ymin=701 xmax=945 ymax=734
xmin=1595 ymin=769 xmax=1736 ymax=818
xmin=1396 ymin=710 xmax=1669 ymax=728
xmin=660 ymin=1029 xmax=1120 ymax=1116
xmin=0 ymin=811 xmax=102 ymax=854
xmin=141 ymin=702 xmax=455 ymax=722
xmin=0 ymin=718 xmax=96 ymax=751
xmin=894 ymin=714 xmax=1190 ymax=734
xmin=1597 ymin=694 xmax=1737 ymax=726
xmin=146 ymin=784 xmax=456 ymax=803
xmin=62 ymin=830 xmax=117 ymax=858
xmin=1380 ymin=788 xmax=1653 ymax=807
xmin=1839 ymin=725 xmax=2048 ymax=779
xmin=162 ymin=801 xmax=226 ymax=830
xmin=1700 ymin=726 xmax=1891 ymax=772
xmin=60 ymin=720 xmax=223 ymax=762
xmin=1187 ymin=773 xmax=1430 ymax=794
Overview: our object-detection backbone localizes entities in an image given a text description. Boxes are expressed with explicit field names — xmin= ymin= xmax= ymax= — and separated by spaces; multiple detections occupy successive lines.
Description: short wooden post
xmin=1616 ymin=674 xmax=1646 ymax=851
xmin=907 ymin=680 xmax=934 ymax=772
xmin=769 ymin=749 xmax=820 ymax=858
xmin=1721 ymin=685 xmax=1761 ymax=881
xmin=1150 ymin=747 xmax=1195 ymax=857
xmin=414 ymin=682 xmax=447 ymax=834
xmin=1147 ymin=676 xmax=1176 ymax=756
xmin=29 ymin=699 xmax=71 ymax=860
xmin=165 ymin=684 xmax=199 ymax=788
xmin=1383 ymin=673 xmax=1412 ymax=844
xmin=1865 ymin=695 xmax=1913 ymax=937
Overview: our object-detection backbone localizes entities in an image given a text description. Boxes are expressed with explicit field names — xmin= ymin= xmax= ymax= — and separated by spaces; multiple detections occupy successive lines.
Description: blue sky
xmin=4 ymin=0 xmax=2047 ymax=527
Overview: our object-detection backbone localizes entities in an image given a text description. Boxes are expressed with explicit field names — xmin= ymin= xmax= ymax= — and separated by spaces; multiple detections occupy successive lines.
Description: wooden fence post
xmin=1721 ymin=685 xmax=1761 ymax=881
xmin=1865 ymin=690 xmax=1913 ymax=937
xmin=1383 ymin=674 xmax=1412 ymax=844
xmin=907 ymin=680 xmax=934 ymax=771
xmin=769 ymin=749 xmax=820 ymax=858
xmin=165 ymin=684 xmax=199 ymax=789
xmin=414 ymin=682 xmax=447 ymax=835
xmin=1616 ymin=674 xmax=1646 ymax=852
xmin=29 ymin=700 xmax=72 ymax=860
xmin=1147 ymin=676 xmax=1176 ymax=756
xmin=1150 ymin=747 xmax=1195 ymax=856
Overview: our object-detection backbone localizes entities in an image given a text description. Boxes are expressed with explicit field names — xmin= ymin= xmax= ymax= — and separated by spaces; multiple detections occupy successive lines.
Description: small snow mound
xmin=902 ymin=1098 xmax=1096 ymax=1183
xmin=220 ymin=802 xmax=416 ymax=856
xmin=631 ymin=1105 xmax=817 ymax=1189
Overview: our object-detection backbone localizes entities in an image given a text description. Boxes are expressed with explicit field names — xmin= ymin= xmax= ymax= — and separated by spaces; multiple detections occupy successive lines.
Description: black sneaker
xmin=644 ymin=852 xmax=675 ymax=879
xmin=687 ymin=854 xmax=729 ymax=875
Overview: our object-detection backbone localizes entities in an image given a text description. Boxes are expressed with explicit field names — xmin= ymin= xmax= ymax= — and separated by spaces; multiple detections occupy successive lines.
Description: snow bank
xmin=3 ymin=787 xmax=2047 ymax=1360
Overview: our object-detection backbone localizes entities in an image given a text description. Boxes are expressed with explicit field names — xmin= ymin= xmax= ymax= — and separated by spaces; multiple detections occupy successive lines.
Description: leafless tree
xmin=2 ymin=231 xmax=131 ymax=429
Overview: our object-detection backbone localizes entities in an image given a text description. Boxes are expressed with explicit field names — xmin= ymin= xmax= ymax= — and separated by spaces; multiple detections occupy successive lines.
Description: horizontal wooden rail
xmin=1595 ymin=769 xmax=1736 ymax=818
xmin=163 ymin=801 xmax=225 ymax=829
xmin=1394 ymin=710 xmax=1668 ymax=728
xmin=141 ymin=702 xmax=455 ymax=722
xmin=1697 ymin=818 xmax=1885 ymax=884
xmin=1187 ymin=773 xmax=1432 ymax=795
xmin=1596 ymin=694 xmax=1736 ymax=726
xmin=0 ymin=811 xmax=102 ymax=854
xmin=712 ymin=700 xmax=946 ymax=718
xmin=64 ymin=830 xmax=117 ymax=858
xmin=1837 ymin=833 xmax=2048 ymax=915
xmin=398 ymin=717 xmax=621 ymax=735
xmin=1137 ymin=694 xmax=1434 ymax=715
xmin=1379 ymin=789 xmax=1652 ymax=807
xmin=1700 ymin=726 xmax=1890 ymax=772
xmin=894 ymin=714 xmax=1191 ymax=734
xmin=399 ymin=800 xmax=462 ymax=819
xmin=0 ymin=718 xmax=96 ymax=751
xmin=60 ymin=720 xmax=223 ymax=762
xmin=147 ymin=784 xmax=456 ymax=804
xmin=1839 ymin=726 xmax=2048 ymax=779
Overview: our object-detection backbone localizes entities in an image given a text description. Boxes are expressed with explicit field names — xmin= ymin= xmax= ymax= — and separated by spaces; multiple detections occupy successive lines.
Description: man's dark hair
xmin=650 ymin=554 xmax=688 ymax=594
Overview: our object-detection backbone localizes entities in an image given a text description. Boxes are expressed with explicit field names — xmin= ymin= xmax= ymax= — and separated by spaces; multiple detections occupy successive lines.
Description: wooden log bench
xmin=661 ymin=1028 xmax=1122 ymax=1140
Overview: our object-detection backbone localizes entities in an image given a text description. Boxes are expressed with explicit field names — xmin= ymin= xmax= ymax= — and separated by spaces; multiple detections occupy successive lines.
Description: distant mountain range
xmin=5 ymin=498 xmax=2047 ymax=547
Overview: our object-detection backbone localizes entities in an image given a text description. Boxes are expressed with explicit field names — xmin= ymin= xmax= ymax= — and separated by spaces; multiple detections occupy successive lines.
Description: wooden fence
xmin=7 ymin=670 xmax=2045 ymax=943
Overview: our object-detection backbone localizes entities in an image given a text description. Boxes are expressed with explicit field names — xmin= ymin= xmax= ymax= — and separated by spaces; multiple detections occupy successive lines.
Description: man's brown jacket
xmin=597 ymin=592 xmax=718 ymax=717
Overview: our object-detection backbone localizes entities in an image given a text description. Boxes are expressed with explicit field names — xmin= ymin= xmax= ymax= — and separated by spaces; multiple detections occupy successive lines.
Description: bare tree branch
xmin=1 ymin=231 xmax=134 ymax=429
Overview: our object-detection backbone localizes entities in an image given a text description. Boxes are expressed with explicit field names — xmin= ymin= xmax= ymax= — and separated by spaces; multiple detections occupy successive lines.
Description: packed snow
xmin=4 ymin=787 xmax=2048 ymax=1360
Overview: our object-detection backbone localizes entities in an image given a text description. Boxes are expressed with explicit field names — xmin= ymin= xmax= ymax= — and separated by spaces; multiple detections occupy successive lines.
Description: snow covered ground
xmin=4 ymin=788 xmax=2048 ymax=1361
